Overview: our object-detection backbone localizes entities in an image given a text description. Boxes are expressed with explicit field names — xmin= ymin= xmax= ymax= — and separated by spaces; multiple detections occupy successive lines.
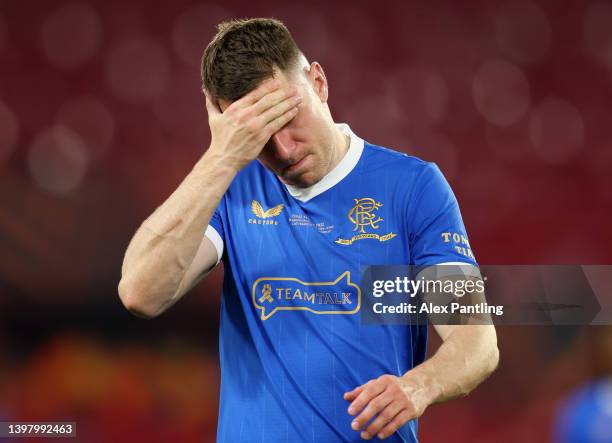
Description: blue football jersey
xmin=205 ymin=124 xmax=477 ymax=443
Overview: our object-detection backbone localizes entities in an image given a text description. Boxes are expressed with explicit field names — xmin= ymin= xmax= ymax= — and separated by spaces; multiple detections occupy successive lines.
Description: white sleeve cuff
xmin=204 ymin=225 xmax=224 ymax=265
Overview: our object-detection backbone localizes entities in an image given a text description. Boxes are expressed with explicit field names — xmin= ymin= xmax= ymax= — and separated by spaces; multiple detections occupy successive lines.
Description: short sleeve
xmin=205 ymin=198 xmax=226 ymax=265
xmin=408 ymin=162 xmax=477 ymax=266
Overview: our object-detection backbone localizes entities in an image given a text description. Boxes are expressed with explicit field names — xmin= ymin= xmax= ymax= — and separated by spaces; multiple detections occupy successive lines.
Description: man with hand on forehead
xmin=119 ymin=18 xmax=499 ymax=442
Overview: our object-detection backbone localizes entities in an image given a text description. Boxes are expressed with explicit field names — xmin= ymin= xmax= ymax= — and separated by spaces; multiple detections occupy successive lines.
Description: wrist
xmin=400 ymin=367 xmax=442 ymax=409
xmin=205 ymin=142 xmax=252 ymax=173
xmin=196 ymin=147 xmax=242 ymax=178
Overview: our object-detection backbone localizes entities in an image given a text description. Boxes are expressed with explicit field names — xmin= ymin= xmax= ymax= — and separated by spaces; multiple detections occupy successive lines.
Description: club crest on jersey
xmin=252 ymin=272 xmax=361 ymax=320
xmin=248 ymin=200 xmax=284 ymax=226
xmin=335 ymin=197 xmax=397 ymax=245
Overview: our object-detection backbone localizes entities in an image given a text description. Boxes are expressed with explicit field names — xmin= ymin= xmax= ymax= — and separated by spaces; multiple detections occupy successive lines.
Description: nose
xmin=270 ymin=129 xmax=297 ymax=164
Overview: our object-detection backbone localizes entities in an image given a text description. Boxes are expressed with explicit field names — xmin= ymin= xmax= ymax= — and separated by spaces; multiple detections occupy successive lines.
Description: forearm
xmin=401 ymin=325 xmax=499 ymax=407
xmin=119 ymin=149 xmax=236 ymax=317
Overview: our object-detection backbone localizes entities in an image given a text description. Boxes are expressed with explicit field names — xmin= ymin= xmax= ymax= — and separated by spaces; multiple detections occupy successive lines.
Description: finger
xmin=262 ymin=106 xmax=298 ymax=139
xmin=257 ymin=93 xmax=303 ymax=125
xmin=377 ymin=410 xmax=415 ymax=440
xmin=351 ymin=391 xmax=393 ymax=432
xmin=362 ymin=401 xmax=403 ymax=440
xmin=348 ymin=380 xmax=386 ymax=416
xmin=251 ymin=87 xmax=300 ymax=118
xmin=234 ymin=78 xmax=280 ymax=107
xmin=344 ymin=386 xmax=363 ymax=401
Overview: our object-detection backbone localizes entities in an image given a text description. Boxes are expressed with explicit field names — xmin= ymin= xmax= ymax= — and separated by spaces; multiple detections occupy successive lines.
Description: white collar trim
xmin=284 ymin=123 xmax=364 ymax=202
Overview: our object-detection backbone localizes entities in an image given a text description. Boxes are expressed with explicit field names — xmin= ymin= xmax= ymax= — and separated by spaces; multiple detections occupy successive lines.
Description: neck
xmin=326 ymin=125 xmax=350 ymax=174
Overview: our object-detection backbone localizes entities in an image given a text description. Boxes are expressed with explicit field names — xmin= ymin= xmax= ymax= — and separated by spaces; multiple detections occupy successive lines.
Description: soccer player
xmin=118 ymin=18 xmax=499 ymax=442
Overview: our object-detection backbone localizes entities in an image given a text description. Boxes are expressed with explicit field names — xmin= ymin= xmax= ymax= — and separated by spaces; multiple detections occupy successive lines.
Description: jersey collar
xmin=283 ymin=123 xmax=364 ymax=202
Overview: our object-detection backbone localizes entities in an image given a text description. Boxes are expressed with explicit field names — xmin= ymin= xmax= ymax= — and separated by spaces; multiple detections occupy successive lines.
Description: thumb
xmin=204 ymin=90 xmax=221 ymax=117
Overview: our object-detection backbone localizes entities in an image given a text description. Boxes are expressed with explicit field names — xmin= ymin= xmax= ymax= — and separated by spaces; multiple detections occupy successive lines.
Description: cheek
xmin=258 ymin=146 xmax=280 ymax=170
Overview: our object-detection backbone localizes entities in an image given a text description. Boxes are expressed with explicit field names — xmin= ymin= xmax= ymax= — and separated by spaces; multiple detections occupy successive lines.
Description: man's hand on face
xmin=204 ymin=79 xmax=302 ymax=171
xmin=344 ymin=374 xmax=430 ymax=440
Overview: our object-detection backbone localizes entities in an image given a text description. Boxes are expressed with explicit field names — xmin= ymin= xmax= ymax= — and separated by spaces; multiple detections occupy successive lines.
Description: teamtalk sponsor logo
xmin=252 ymin=272 xmax=361 ymax=320
xmin=335 ymin=197 xmax=397 ymax=245
xmin=441 ymin=232 xmax=475 ymax=259
xmin=248 ymin=200 xmax=284 ymax=226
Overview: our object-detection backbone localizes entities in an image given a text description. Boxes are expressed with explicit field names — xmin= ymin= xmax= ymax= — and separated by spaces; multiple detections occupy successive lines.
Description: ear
xmin=307 ymin=62 xmax=329 ymax=103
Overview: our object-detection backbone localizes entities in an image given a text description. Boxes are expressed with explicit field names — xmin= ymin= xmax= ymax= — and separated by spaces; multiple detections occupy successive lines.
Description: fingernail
xmin=378 ymin=432 xmax=385 ymax=439
xmin=348 ymin=407 xmax=355 ymax=415
xmin=361 ymin=431 xmax=371 ymax=440
xmin=351 ymin=420 xmax=359 ymax=430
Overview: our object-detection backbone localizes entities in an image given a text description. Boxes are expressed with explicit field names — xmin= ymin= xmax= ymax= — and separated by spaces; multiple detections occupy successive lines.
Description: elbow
xmin=483 ymin=335 xmax=500 ymax=379
xmin=463 ymin=341 xmax=499 ymax=398
xmin=118 ymin=277 xmax=163 ymax=319
xmin=489 ymin=343 xmax=500 ymax=375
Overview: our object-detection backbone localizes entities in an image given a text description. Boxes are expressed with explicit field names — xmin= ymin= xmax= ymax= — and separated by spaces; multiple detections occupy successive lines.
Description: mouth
xmin=283 ymin=154 xmax=310 ymax=175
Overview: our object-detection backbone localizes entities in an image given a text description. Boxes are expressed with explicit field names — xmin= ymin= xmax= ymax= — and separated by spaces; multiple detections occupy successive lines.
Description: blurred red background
xmin=1 ymin=0 xmax=611 ymax=441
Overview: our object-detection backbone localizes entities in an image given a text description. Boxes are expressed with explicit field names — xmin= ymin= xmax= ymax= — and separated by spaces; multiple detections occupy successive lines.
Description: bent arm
xmin=403 ymin=323 xmax=499 ymax=406
xmin=118 ymin=80 xmax=302 ymax=318
xmin=345 ymin=323 xmax=499 ymax=440
xmin=404 ymin=265 xmax=499 ymax=406
xmin=345 ymin=267 xmax=499 ymax=440
xmin=118 ymin=150 xmax=235 ymax=319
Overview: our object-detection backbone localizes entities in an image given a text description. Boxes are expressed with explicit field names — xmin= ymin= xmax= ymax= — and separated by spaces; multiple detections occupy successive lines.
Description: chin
xmin=285 ymin=171 xmax=320 ymax=188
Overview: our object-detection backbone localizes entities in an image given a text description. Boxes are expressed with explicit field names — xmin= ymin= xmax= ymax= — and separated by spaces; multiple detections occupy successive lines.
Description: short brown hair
xmin=201 ymin=18 xmax=302 ymax=102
